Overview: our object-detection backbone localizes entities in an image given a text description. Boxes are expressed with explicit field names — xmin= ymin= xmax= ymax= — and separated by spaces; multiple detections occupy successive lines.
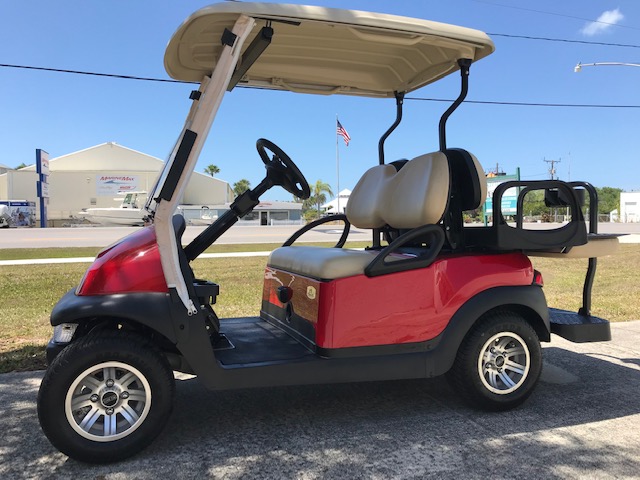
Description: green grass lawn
xmin=1 ymin=244 xmax=638 ymax=373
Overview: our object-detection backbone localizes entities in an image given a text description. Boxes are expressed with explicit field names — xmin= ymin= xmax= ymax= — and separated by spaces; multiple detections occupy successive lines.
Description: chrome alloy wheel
xmin=65 ymin=361 xmax=152 ymax=442
xmin=477 ymin=332 xmax=530 ymax=395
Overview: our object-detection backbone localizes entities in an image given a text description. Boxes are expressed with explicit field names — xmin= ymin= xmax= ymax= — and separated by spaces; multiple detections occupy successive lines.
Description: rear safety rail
xmin=365 ymin=224 xmax=445 ymax=277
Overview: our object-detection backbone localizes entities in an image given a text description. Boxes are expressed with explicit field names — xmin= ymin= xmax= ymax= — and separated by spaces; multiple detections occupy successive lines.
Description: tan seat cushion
xmin=346 ymin=152 xmax=450 ymax=229
xmin=526 ymin=235 xmax=620 ymax=259
xmin=268 ymin=246 xmax=413 ymax=279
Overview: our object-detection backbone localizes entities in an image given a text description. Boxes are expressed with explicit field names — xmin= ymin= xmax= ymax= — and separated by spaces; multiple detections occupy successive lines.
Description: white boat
xmin=177 ymin=205 xmax=219 ymax=226
xmin=0 ymin=205 xmax=11 ymax=228
xmin=79 ymin=192 xmax=148 ymax=226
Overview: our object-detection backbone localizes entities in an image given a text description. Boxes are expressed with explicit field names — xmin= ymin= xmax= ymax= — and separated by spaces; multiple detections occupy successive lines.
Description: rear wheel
xmin=37 ymin=330 xmax=175 ymax=463
xmin=448 ymin=312 xmax=542 ymax=411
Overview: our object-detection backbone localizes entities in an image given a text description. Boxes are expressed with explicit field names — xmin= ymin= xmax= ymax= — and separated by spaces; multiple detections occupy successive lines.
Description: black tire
xmin=448 ymin=311 xmax=542 ymax=411
xmin=37 ymin=330 xmax=175 ymax=463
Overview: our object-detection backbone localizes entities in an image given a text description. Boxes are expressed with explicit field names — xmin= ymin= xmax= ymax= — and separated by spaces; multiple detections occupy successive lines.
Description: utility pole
xmin=544 ymin=157 xmax=561 ymax=222
xmin=544 ymin=157 xmax=561 ymax=180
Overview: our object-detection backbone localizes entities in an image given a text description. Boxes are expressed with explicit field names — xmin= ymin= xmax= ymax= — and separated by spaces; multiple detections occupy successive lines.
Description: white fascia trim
xmin=156 ymin=14 xmax=256 ymax=314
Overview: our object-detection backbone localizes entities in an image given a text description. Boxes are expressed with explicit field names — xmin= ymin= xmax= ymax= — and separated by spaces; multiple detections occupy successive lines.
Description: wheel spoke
xmin=81 ymin=375 xmax=102 ymax=390
xmin=118 ymin=371 xmax=136 ymax=388
xmin=121 ymin=403 xmax=140 ymax=425
xmin=103 ymin=366 xmax=117 ymax=382
xmin=104 ymin=412 xmax=117 ymax=436
xmin=486 ymin=370 xmax=499 ymax=388
xmin=498 ymin=371 xmax=516 ymax=388
xmin=79 ymin=406 xmax=102 ymax=431
xmin=127 ymin=390 xmax=147 ymax=403
xmin=504 ymin=346 xmax=526 ymax=356
xmin=71 ymin=393 xmax=93 ymax=410
xmin=504 ymin=359 xmax=526 ymax=375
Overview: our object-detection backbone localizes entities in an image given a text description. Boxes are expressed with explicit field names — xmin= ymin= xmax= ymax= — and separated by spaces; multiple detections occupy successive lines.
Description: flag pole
xmin=336 ymin=114 xmax=340 ymax=214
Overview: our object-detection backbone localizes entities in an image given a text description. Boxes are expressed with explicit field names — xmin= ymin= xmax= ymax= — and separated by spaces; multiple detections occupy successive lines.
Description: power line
xmin=0 ymin=63 xmax=192 ymax=84
xmin=405 ymin=97 xmax=640 ymax=109
xmin=487 ymin=33 xmax=640 ymax=49
xmin=3 ymin=63 xmax=640 ymax=109
xmin=472 ymin=0 xmax=640 ymax=31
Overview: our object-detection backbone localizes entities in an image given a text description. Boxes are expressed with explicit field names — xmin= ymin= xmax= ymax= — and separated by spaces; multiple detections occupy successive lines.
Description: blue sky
xmin=1 ymin=0 xmax=639 ymax=202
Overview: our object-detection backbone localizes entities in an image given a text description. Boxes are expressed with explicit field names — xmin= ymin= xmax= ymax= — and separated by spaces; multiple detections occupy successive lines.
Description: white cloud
xmin=581 ymin=8 xmax=624 ymax=36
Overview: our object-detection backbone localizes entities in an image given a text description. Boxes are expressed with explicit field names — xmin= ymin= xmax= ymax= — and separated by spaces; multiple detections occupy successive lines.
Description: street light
xmin=575 ymin=62 xmax=640 ymax=72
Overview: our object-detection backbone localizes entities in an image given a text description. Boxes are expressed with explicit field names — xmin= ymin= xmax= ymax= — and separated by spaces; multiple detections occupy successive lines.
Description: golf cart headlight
xmin=53 ymin=323 xmax=78 ymax=343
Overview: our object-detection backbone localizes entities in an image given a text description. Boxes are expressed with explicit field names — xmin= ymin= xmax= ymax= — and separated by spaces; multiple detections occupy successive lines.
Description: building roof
xmin=20 ymin=142 xmax=163 ymax=172
xmin=321 ymin=189 xmax=351 ymax=212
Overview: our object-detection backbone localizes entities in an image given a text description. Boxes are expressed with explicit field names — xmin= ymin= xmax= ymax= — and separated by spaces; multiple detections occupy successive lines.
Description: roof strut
xmin=378 ymin=91 xmax=405 ymax=165
xmin=438 ymin=58 xmax=472 ymax=151
xmin=228 ymin=25 xmax=273 ymax=91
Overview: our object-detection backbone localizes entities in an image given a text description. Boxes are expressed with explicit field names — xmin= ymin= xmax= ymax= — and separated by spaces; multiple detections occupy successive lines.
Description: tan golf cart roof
xmin=165 ymin=2 xmax=494 ymax=97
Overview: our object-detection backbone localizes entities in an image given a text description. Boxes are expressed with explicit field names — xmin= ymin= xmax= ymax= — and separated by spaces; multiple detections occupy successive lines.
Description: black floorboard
xmin=215 ymin=317 xmax=314 ymax=366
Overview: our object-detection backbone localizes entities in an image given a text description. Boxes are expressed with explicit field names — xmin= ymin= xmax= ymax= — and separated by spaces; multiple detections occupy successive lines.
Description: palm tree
xmin=312 ymin=180 xmax=333 ymax=214
xmin=204 ymin=164 xmax=220 ymax=177
xmin=233 ymin=179 xmax=251 ymax=196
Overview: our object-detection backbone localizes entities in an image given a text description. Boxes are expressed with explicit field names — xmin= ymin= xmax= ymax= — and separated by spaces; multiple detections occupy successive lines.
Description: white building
xmin=0 ymin=143 xmax=234 ymax=225
xmin=321 ymin=189 xmax=351 ymax=214
xmin=620 ymin=191 xmax=640 ymax=223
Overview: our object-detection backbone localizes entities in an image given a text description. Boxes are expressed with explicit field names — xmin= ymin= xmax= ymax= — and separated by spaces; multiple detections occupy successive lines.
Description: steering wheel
xmin=256 ymin=138 xmax=311 ymax=200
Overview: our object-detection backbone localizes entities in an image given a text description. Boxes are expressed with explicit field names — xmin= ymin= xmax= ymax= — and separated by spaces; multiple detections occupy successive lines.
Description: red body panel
xmin=264 ymin=253 xmax=534 ymax=349
xmin=77 ymin=226 xmax=167 ymax=296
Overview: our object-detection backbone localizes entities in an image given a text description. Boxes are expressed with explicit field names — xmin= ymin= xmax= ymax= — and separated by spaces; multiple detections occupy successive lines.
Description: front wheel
xmin=37 ymin=330 xmax=175 ymax=463
xmin=448 ymin=312 xmax=542 ymax=411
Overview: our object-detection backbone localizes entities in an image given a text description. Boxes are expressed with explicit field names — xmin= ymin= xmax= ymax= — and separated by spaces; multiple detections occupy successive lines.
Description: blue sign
xmin=36 ymin=149 xmax=49 ymax=228
xmin=483 ymin=170 xmax=520 ymax=218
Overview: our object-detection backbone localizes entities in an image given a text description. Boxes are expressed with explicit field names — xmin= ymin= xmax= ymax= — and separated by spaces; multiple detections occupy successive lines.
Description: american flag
xmin=337 ymin=120 xmax=351 ymax=146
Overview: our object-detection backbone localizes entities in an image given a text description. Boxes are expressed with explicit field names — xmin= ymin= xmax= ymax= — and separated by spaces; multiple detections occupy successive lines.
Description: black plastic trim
xmin=364 ymin=224 xmax=444 ymax=277
xmin=429 ymin=285 xmax=551 ymax=374
xmin=221 ymin=28 xmax=237 ymax=47
xmin=158 ymin=129 xmax=197 ymax=202
xmin=50 ymin=289 xmax=179 ymax=344
xmin=549 ymin=308 xmax=611 ymax=343
xmin=228 ymin=26 xmax=273 ymax=91
xmin=184 ymin=286 xmax=548 ymax=390
xmin=378 ymin=91 xmax=405 ymax=165
xmin=282 ymin=214 xmax=350 ymax=247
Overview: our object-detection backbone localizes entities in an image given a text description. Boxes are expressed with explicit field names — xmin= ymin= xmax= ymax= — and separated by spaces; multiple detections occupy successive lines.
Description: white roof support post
xmin=155 ymin=14 xmax=256 ymax=314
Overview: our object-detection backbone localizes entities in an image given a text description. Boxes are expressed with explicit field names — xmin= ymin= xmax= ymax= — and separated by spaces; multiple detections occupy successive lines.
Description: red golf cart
xmin=37 ymin=2 xmax=619 ymax=463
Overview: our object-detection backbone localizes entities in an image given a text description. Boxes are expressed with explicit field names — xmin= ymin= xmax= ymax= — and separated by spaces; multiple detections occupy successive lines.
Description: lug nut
xmin=106 ymin=379 xmax=115 ymax=388
xmin=106 ymin=407 xmax=114 ymax=415
xmin=121 ymin=391 xmax=129 ymax=399
xmin=90 ymin=394 xmax=99 ymax=402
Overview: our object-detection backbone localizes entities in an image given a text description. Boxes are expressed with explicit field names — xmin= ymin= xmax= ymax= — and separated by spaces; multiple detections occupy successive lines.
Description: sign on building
xmin=96 ymin=175 xmax=140 ymax=196
xmin=0 ymin=201 xmax=37 ymax=227
xmin=483 ymin=170 xmax=521 ymax=217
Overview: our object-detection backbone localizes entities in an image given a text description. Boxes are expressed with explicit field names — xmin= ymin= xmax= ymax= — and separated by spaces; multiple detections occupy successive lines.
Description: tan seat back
xmin=346 ymin=152 xmax=450 ymax=229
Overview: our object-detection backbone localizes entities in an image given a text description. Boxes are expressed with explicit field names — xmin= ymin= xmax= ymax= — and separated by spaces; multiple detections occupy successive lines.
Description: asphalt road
xmin=0 ymin=224 xmax=372 ymax=249
xmin=1 ymin=321 xmax=639 ymax=479
xmin=1 ymin=222 xmax=639 ymax=249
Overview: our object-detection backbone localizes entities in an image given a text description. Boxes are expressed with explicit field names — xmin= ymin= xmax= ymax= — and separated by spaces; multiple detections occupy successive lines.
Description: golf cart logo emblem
xmin=306 ymin=286 xmax=316 ymax=300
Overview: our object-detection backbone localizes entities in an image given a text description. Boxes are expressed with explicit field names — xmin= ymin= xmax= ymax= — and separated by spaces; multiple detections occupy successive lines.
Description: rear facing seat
xmin=267 ymin=152 xmax=451 ymax=280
